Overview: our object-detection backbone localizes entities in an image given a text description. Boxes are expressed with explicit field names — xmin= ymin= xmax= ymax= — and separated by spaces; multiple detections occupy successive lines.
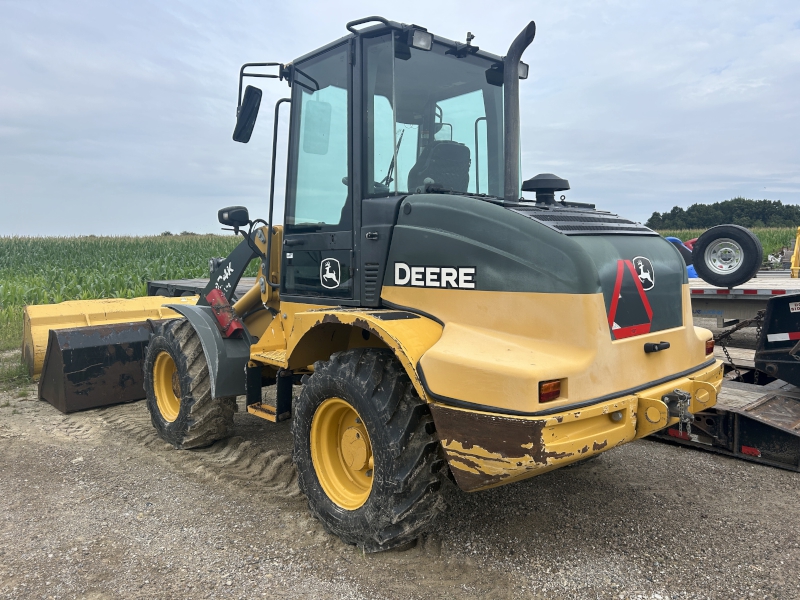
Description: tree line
xmin=645 ymin=198 xmax=800 ymax=229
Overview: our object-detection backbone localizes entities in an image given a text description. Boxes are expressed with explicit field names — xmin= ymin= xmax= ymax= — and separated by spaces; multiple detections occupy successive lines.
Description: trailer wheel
xmin=692 ymin=225 xmax=762 ymax=288
xmin=143 ymin=319 xmax=236 ymax=449
xmin=293 ymin=348 xmax=446 ymax=552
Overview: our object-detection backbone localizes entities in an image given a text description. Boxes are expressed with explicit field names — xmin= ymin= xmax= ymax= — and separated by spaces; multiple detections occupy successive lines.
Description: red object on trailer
xmin=684 ymin=237 xmax=698 ymax=250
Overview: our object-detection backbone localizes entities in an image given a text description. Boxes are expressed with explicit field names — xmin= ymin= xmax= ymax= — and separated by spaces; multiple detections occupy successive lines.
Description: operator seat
xmin=407 ymin=140 xmax=471 ymax=193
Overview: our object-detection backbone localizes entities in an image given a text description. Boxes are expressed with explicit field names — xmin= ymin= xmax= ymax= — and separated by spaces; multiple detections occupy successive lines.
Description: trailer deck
xmin=146 ymin=277 xmax=257 ymax=300
xmin=690 ymin=275 xmax=800 ymax=326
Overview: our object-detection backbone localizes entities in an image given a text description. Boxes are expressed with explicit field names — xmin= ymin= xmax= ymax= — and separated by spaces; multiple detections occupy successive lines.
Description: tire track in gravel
xmin=97 ymin=400 xmax=301 ymax=498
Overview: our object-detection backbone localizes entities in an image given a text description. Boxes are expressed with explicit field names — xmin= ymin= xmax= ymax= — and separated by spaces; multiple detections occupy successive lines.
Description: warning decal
xmin=608 ymin=259 xmax=653 ymax=340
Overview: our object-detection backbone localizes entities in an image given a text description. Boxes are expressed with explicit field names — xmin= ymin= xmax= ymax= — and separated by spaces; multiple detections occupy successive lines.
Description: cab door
xmin=281 ymin=43 xmax=355 ymax=303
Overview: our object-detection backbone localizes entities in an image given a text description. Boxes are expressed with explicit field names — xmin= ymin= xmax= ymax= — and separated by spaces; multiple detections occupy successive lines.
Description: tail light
xmin=539 ymin=379 xmax=561 ymax=403
xmin=705 ymin=339 xmax=715 ymax=355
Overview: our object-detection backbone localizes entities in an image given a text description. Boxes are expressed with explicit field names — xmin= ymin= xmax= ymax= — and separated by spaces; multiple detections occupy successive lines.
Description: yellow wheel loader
xmin=24 ymin=17 xmax=722 ymax=551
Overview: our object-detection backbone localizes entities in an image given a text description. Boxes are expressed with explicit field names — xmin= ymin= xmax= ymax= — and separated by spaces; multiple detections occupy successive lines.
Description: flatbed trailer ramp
xmin=652 ymin=347 xmax=800 ymax=472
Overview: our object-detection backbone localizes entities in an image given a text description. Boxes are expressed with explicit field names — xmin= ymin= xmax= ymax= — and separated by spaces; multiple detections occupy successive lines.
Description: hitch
xmin=662 ymin=389 xmax=694 ymax=436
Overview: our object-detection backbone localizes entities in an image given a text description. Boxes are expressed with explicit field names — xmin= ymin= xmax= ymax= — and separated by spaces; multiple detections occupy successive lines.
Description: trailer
xmin=652 ymin=372 xmax=800 ymax=472
xmin=147 ymin=278 xmax=256 ymax=300
xmin=689 ymin=276 xmax=800 ymax=327
xmin=653 ymin=292 xmax=800 ymax=471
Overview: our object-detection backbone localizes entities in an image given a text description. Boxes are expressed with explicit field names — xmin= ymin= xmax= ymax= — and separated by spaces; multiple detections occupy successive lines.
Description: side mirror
xmin=233 ymin=85 xmax=263 ymax=143
xmin=218 ymin=206 xmax=250 ymax=228
xmin=302 ymin=100 xmax=332 ymax=155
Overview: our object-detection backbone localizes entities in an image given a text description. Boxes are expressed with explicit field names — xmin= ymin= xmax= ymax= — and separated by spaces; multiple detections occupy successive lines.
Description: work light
xmin=410 ymin=29 xmax=433 ymax=51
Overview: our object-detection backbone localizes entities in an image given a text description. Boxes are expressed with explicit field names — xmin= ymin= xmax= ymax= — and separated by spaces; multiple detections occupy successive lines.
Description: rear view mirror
xmin=302 ymin=100 xmax=332 ymax=155
xmin=218 ymin=206 xmax=250 ymax=228
xmin=233 ymin=86 xmax=262 ymax=143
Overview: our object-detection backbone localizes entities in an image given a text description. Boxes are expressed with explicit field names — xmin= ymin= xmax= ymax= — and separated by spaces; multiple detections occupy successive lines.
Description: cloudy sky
xmin=1 ymin=0 xmax=798 ymax=236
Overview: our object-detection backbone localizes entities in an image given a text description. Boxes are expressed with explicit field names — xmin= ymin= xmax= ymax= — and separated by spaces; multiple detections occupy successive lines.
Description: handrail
xmin=346 ymin=16 xmax=390 ymax=34
xmin=265 ymin=98 xmax=292 ymax=289
xmin=474 ymin=117 xmax=486 ymax=194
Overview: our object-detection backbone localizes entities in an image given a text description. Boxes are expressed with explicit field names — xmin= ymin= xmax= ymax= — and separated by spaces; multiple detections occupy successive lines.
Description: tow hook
xmin=662 ymin=389 xmax=694 ymax=436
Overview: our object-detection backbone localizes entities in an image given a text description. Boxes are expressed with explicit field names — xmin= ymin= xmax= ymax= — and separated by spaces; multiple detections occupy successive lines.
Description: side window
xmin=285 ymin=46 xmax=349 ymax=231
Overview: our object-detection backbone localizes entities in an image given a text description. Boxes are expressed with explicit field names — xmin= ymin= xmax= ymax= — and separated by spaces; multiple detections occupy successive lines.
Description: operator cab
xmin=231 ymin=18 xmax=528 ymax=307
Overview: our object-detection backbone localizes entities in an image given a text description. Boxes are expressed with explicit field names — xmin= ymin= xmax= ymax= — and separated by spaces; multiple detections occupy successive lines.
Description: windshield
xmin=364 ymin=33 xmax=505 ymax=198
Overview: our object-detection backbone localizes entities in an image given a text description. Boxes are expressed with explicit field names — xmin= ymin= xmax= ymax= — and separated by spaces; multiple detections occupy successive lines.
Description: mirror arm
xmin=237 ymin=63 xmax=284 ymax=115
xmin=264 ymin=97 xmax=292 ymax=290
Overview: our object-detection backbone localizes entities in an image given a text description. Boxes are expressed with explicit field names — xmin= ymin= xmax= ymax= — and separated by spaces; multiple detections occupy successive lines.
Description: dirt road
xmin=1 ymin=377 xmax=799 ymax=599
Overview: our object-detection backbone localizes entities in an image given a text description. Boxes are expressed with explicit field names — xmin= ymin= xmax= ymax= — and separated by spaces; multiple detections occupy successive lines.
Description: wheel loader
xmin=24 ymin=16 xmax=723 ymax=551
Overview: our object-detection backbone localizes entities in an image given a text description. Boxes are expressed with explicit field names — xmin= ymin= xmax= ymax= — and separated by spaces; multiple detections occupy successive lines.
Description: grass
xmin=0 ymin=353 xmax=28 ymax=390
xmin=657 ymin=227 xmax=796 ymax=262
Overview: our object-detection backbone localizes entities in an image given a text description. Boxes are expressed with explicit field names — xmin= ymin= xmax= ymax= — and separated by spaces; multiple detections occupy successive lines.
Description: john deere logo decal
xmin=633 ymin=256 xmax=655 ymax=291
xmin=320 ymin=258 xmax=341 ymax=289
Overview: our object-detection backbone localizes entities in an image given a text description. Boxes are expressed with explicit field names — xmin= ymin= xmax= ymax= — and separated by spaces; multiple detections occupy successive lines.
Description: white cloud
xmin=0 ymin=0 xmax=798 ymax=234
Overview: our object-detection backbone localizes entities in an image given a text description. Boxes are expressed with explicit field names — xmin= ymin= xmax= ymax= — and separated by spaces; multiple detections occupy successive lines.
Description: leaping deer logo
xmin=320 ymin=258 xmax=341 ymax=289
xmin=633 ymin=256 xmax=655 ymax=291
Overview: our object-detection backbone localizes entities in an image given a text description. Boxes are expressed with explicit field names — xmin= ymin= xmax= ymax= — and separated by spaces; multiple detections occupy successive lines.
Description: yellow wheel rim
xmin=153 ymin=351 xmax=181 ymax=423
xmin=310 ymin=397 xmax=374 ymax=510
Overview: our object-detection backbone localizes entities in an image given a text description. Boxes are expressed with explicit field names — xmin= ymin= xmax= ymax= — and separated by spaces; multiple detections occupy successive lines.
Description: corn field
xmin=1 ymin=228 xmax=797 ymax=354
xmin=0 ymin=235 xmax=244 ymax=352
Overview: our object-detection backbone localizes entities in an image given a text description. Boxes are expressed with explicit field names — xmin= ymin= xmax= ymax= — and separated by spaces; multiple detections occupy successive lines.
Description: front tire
xmin=143 ymin=319 xmax=236 ymax=449
xmin=692 ymin=224 xmax=762 ymax=288
xmin=293 ymin=349 xmax=446 ymax=552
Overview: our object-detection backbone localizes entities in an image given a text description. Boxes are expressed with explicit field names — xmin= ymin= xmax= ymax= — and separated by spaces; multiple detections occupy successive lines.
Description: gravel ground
xmin=1 ymin=368 xmax=799 ymax=599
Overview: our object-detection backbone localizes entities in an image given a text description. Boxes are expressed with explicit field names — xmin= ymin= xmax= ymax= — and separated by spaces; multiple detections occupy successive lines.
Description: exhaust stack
xmin=503 ymin=21 xmax=536 ymax=201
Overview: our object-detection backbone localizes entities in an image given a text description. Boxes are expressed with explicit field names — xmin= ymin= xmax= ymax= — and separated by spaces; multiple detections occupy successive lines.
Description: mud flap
xmin=38 ymin=320 xmax=168 ymax=413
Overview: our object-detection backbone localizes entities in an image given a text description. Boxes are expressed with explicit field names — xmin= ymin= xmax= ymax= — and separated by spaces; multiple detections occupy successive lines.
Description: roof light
xmin=410 ymin=29 xmax=433 ymax=51
xmin=518 ymin=61 xmax=529 ymax=79
xmin=539 ymin=379 xmax=561 ymax=403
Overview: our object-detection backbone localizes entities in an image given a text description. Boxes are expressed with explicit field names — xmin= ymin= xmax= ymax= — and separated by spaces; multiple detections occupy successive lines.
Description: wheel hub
xmin=705 ymin=238 xmax=743 ymax=273
xmin=340 ymin=427 xmax=369 ymax=470
xmin=310 ymin=398 xmax=374 ymax=510
xmin=153 ymin=351 xmax=181 ymax=423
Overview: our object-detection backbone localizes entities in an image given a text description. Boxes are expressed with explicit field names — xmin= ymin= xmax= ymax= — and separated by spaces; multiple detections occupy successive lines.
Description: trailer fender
xmin=167 ymin=304 xmax=250 ymax=398
xmin=286 ymin=309 xmax=444 ymax=401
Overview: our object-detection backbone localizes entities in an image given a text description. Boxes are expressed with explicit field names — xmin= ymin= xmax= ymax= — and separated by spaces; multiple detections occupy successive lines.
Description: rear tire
xmin=143 ymin=319 xmax=236 ymax=449
xmin=292 ymin=348 xmax=446 ymax=552
xmin=692 ymin=225 xmax=762 ymax=288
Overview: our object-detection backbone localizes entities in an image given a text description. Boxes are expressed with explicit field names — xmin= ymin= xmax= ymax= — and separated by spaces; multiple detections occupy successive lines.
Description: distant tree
xmin=179 ymin=231 xmax=197 ymax=236
xmin=160 ymin=231 xmax=173 ymax=236
xmin=646 ymin=198 xmax=800 ymax=229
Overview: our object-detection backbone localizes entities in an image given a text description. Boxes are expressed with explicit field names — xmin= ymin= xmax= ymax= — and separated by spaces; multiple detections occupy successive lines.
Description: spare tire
xmin=691 ymin=225 xmax=762 ymax=288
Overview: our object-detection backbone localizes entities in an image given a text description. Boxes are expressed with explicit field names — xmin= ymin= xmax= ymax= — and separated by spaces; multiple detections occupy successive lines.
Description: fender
xmin=167 ymin=304 xmax=250 ymax=398
xmin=285 ymin=308 xmax=444 ymax=401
